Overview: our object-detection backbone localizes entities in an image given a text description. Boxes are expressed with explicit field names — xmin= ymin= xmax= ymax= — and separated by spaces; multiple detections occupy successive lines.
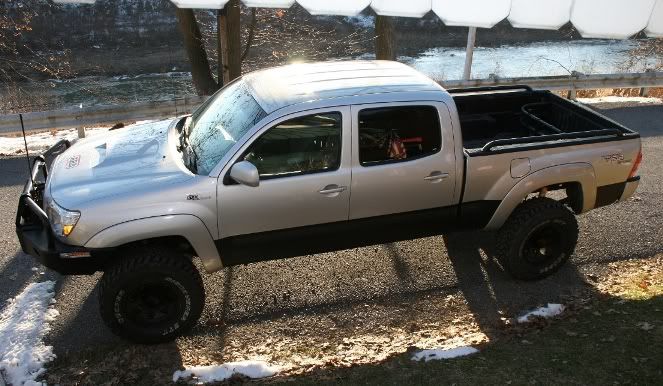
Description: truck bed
xmin=451 ymin=87 xmax=633 ymax=153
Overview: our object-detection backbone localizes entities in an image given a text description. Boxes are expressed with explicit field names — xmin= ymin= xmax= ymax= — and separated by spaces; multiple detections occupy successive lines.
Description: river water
xmin=403 ymin=39 xmax=656 ymax=80
xmin=3 ymin=39 xmax=659 ymax=112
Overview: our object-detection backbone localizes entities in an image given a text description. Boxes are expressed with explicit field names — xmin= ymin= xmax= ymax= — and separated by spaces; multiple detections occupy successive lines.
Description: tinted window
xmin=358 ymin=106 xmax=441 ymax=166
xmin=242 ymin=112 xmax=342 ymax=179
xmin=187 ymin=80 xmax=267 ymax=175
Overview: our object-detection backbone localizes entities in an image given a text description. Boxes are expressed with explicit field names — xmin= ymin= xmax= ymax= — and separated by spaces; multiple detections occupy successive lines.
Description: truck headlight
xmin=44 ymin=197 xmax=80 ymax=238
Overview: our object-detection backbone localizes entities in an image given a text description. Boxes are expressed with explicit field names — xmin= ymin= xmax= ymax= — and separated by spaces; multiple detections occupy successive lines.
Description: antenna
xmin=19 ymin=113 xmax=34 ymax=187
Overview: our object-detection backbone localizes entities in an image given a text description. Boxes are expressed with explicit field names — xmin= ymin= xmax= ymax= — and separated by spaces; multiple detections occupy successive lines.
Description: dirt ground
xmin=41 ymin=255 xmax=663 ymax=385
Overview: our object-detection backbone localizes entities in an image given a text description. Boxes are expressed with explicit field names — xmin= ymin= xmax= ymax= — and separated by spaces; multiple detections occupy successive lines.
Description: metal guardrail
xmin=440 ymin=71 xmax=662 ymax=92
xmin=1 ymin=71 xmax=661 ymax=135
xmin=0 ymin=95 xmax=207 ymax=135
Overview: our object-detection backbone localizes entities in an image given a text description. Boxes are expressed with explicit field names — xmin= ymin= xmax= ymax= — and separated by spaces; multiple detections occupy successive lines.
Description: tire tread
xmin=496 ymin=197 xmax=579 ymax=280
xmin=98 ymin=246 xmax=204 ymax=343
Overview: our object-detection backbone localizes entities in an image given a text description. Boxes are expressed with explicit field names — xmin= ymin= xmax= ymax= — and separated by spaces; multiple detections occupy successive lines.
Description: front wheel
xmin=496 ymin=197 xmax=579 ymax=280
xmin=98 ymin=247 xmax=205 ymax=344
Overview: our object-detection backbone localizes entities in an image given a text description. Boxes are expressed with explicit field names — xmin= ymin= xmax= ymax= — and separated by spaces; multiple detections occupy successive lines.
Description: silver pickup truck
xmin=16 ymin=61 xmax=642 ymax=343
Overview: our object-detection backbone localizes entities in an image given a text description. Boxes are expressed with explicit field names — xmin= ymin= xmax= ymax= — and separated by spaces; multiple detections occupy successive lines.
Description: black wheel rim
xmin=122 ymin=279 xmax=183 ymax=328
xmin=521 ymin=220 xmax=566 ymax=267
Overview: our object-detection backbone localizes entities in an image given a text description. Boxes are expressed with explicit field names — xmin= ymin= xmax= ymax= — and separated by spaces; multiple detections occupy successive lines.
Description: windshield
xmin=185 ymin=79 xmax=267 ymax=175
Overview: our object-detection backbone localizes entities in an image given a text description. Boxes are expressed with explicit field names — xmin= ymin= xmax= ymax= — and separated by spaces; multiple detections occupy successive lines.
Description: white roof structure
xmin=508 ymin=0 xmax=574 ymax=30
xmin=55 ymin=0 xmax=663 ymax=39
xmin=243 ymin=61 xmax=442 ymax=112
xmin=571 ymin=0 xmax=658 ymax=39
xmin=648 ymin=0 xmax=663 ymax=36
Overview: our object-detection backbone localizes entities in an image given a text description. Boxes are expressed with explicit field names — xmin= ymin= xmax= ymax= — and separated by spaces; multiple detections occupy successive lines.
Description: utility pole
xmin=463 ymin=27 xmax=477 ymax=80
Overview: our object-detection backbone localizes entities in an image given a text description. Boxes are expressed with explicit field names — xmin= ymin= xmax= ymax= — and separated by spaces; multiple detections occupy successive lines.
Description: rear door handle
xmin=424 ymin=172 xmax=449 ymax=182
xmin=319 ymin=184 xmax=347 ymax=195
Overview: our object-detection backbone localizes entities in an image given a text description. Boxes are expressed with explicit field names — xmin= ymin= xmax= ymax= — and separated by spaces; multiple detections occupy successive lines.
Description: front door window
xmin=241 ymin=112 xmax=342 ymax=179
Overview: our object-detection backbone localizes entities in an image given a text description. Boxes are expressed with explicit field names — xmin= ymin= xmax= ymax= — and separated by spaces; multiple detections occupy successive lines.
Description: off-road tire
xmin=496 ymin=197 xmax=579 ymax=281
xmin=98 ymin=246 xmax=205 ymax=344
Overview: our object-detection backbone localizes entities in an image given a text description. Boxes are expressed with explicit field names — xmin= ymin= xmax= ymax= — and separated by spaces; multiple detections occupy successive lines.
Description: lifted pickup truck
xmin=16 ymin=61 xmax=642 ymax=343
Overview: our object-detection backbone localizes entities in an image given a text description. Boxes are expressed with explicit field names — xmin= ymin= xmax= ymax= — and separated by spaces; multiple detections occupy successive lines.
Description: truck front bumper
xmin=16 ymin=222 xmax=106 ymax=275
xmin=15 ymin=141 xmax=110 ymax=275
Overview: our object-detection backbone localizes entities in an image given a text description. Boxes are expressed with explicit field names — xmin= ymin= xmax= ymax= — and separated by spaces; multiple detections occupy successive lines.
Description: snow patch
xmin=344 ymin=15 xmax=375 ymax=29
xmin=0 ymin=281 xmax=59 ymax=386
xmin=578 ymin=96 xmax=662 ymax=105
xmin=411 ymin=346 xmax=479 ymax=362
xmin=0 ymin=119 xmax=161 ymax=156
xmin=172 ymin=361 xmax=280 ymax=384
xmin=0 ymin=127 xmax=110 ymax=156
xmin=517 ymin=303 xmax=565 ymax=323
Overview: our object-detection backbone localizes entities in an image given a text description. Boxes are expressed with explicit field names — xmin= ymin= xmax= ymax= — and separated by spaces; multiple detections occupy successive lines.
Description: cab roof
xmin=243 ymin=60 xmax=444 ymax=113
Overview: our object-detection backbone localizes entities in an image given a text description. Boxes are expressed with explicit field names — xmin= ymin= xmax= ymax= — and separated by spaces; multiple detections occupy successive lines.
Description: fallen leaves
xmin=595 ymin=255 xmax=663 ymax=300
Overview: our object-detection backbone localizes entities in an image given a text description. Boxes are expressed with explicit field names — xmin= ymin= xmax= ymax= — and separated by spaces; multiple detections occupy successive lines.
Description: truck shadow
xmin=0 ymin=155 xmax=33 ymax=188
xmin=189 ymin=230 xmax=621 ymax=358
xmin=442 ymin=231 xmax=594 ymax=342
xmin=43 ymin=275 xmax=185 ymax=385
xmin=0 ymin=252 xmax=48 ymax=304
xmin=39 ymin=228 xmax=661 ymax=383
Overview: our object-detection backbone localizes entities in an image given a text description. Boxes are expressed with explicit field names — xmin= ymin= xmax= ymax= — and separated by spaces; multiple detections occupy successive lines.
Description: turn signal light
xmin=63 ymin=225 xmax=74 ymax=236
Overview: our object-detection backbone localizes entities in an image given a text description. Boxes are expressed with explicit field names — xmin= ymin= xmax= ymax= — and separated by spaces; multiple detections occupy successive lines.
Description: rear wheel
xmin=496 ymin=197 xmax=579 ymax=280
xmin=98 ymin=246 xmax=205 ymax=344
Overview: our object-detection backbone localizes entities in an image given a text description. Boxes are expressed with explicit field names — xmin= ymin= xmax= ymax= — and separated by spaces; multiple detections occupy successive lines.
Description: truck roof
xmin=243 ymin=60 xmax=444 ymax=113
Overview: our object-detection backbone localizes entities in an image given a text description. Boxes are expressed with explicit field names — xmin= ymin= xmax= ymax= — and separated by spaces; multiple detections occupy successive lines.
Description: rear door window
xmin=358 ymin=106 xmax=441 ymax=166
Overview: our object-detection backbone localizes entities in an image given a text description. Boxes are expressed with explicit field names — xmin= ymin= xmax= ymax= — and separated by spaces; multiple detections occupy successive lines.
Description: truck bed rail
xmin=447 ymin=85 xmax=534 ymax=94
xmin=481 ymin=128 xmax=623 ymax=152
xmin=520 ymin=102 xmax=610 ymax=135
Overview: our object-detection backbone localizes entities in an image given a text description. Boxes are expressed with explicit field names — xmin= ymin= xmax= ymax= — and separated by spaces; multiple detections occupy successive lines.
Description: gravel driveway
xmin=1 ymin=101 xmax=661 ymax=381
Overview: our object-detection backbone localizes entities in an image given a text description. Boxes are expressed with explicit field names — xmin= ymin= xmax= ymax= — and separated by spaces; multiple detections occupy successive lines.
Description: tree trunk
xmin=175 ymin=8 xmax=218 ymax=95
xmin=375 ymin=15 xmax=395 ymax=61
xmin=241 ymin=9 xmax=257 ymax=62
xmin=217 ymin=10 xmax=225 ymax=87
xmin=218 ymin=0 xmax=242 ymax=85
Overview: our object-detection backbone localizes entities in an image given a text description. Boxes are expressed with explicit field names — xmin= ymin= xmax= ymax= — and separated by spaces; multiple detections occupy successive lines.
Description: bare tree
xmin=375 ymin=15 xmax=395 ymax=61
xmin=176 ymin=8 xmax=219 ymax=95
xmin=238 ymin=7 xmax=371 ymax=71
xmin=0 ymin=2 xmax=72 ymax=83
xmin=622 ymin=38 xmax=663 ymax=72
xmin=0 ymin=1 xmax=74 ymax=113
xmin=217 ymin=0 xmax=242 ymax=84
xmin=176 ymin=1 xmax=250 ymax=95
xmin=188 ymin=4 xmax=372 ymax=93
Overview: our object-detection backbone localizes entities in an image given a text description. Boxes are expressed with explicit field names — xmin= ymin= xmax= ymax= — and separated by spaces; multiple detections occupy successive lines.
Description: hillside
xmin=2 ymin=1 xmax=583 ymax=80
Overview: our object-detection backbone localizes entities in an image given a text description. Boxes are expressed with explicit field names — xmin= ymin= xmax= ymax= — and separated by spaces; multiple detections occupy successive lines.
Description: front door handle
xmin=424 ymin=171 xmax=449 ymax=182
xmin=319 ymin=184 xmax=347 ymax=195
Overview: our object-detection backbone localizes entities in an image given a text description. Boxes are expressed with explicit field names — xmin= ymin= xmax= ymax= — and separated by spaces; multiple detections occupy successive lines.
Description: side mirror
xmin=230 ymin=161 xmax=259 ymax=187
